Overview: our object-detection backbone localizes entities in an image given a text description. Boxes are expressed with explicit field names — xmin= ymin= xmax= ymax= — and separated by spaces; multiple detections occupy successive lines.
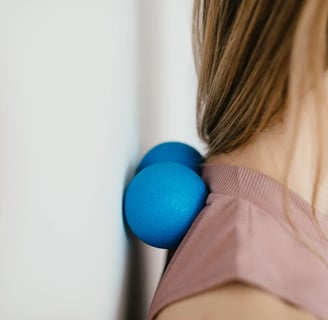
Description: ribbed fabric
xmin=147 ymin=163 xmax=328 ymax=320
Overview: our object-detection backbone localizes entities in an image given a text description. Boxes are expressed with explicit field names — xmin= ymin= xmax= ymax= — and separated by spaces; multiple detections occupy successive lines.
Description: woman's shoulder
xmin=155 ymin=281 xmax=317 ymax=320
xmin=147 ymin=194 xmax=328 ymax=320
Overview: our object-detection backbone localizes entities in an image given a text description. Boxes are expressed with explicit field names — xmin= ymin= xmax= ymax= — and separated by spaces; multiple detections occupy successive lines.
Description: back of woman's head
xmin=193 ymin=0 xmax=328 ymax=265
xmin=193 ymin=0 xmax=328 ymax=158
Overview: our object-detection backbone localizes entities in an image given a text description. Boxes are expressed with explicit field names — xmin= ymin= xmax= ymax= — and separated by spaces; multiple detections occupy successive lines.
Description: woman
xmin=148 ymin=1 xmax=328 ymax=319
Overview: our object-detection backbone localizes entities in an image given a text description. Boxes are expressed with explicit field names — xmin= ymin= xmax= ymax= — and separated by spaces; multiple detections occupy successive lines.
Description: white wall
xmin=0 ymin=1 xmax=202 ymax=319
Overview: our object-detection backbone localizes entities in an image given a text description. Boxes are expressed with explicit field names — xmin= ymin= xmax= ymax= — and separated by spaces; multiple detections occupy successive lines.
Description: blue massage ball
xmin=124 ymin=162 xmax=208 ymax=249
xmin=136 ymin=141 xmax=204 ymax=174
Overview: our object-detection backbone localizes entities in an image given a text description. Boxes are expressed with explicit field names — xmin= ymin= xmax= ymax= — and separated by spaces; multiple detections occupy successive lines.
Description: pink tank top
xmin=147 ymin=163 xmax=328 ymax=320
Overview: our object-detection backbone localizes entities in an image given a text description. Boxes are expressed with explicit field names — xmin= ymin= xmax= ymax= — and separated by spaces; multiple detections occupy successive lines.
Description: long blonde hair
xmin=193 ymin=1 xmax=328 ymax=266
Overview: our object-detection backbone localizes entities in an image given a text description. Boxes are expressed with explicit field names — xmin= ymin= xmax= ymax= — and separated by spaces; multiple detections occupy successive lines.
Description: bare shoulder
xmin=155 ymin=282 xmax=317 ymax=320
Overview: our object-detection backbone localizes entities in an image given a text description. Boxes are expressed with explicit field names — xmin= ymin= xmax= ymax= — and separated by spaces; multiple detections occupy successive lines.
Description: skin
xmin=206 ymin=73 xmax=328 ymax=215
xmin=155 ymin=74 xmax=328 ymax=320
xmin=156 ymin=282 xmax=317 ymax=320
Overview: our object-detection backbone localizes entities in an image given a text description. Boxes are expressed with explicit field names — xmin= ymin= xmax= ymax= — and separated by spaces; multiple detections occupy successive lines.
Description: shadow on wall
xmin=136 ymin=0 xmax=165 ymax=152
xmin=118 ymin=162 xmax=148 ymax=320
xmin=120 ymin=192 xmax=170 ymax=320
xmin=122 ymin=224 xmax=148 ymax=320
xmin=120 ymin=1 xmax=170 ymax=319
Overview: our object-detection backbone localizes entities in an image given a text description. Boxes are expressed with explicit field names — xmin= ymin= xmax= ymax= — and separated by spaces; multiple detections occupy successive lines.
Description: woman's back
xmin=147 ymin=164 xmax=328 ymax=320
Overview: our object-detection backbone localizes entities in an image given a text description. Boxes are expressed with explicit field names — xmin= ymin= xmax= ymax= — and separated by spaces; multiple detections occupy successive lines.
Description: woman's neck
xmin=206 ymin=80 xmax=328 ymax=215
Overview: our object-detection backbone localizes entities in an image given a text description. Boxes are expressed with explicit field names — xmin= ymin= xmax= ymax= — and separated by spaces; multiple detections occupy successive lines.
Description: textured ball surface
xmin=137 ymin=141 xmax=203 ymax=174
xmin=124 ymin=162 xmax=208 ymax=249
